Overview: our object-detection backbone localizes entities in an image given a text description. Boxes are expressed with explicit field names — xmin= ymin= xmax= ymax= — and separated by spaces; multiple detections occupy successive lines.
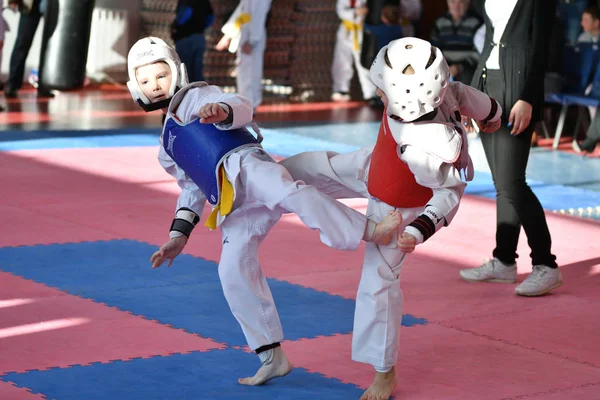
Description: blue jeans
xmin=175 ymin=33 xmax=206 ymax=83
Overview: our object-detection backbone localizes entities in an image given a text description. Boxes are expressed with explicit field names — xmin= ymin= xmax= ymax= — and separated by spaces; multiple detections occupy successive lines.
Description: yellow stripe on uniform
xmin=342 ymin=19 xmax=362 ymax=51
xmin=205 ymin=166 xmax=235 ymax=230
xmin=234 ymin=13 xmax=252 ymax=32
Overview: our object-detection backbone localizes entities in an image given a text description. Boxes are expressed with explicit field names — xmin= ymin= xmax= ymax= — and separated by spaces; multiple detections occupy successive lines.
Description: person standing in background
xmin=1 ymin=0 xmax=20 ymax=93
xmin=215 ymin=0 xmax=271 ymax=112
xmin=329 ymin=0 xmax=377 ymax=103
xmin=399 ymin=0 xmax=422 ymax=38
xmin=430 ymin=0 xmax=482 ymax=84
xmin=4 ymin=0 xmax=53 ymax=98
xmin=459 ymin=0 xmax=562 ymax=297
xmin=171 ymin=0 xmax=214 ymax=83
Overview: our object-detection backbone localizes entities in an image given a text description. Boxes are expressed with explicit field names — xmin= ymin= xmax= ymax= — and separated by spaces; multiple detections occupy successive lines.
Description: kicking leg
xmin=240 ymin=150 xmax=401 ymax=250
xmin=364 ymin=210 xmax=403 ymax=245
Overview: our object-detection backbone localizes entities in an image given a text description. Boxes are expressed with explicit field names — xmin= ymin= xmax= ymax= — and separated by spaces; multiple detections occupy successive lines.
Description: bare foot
xmin=370 ymin=211 xmax=402 ymax=245
xmin=360 ymin=367 xmax=398 ymax=400
xmin=238 ymin=347 xmax=293 ymax=386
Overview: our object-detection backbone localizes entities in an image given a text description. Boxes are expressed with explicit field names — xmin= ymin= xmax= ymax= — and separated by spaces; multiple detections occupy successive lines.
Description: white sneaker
xmin=459 ymin=258 xmax=517 ymax=283
xmin=515 ymin=265 xmax=563 ymax=297
xmin=331 ymin=92 xmax=351 ymax=102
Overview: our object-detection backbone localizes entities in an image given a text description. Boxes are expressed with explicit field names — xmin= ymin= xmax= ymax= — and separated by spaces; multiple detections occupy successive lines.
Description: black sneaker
xmin=37 ymin=87 xmax=55 ymax=98
xmin=575 ymin=138 xmax=597 ymax=153
xmin=5 ymin=89 xmax=17 ymax=98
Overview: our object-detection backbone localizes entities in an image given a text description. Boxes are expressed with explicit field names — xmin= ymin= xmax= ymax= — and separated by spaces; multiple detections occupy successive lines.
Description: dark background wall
xmin=139 ymin=0 xmax=450 ymax=102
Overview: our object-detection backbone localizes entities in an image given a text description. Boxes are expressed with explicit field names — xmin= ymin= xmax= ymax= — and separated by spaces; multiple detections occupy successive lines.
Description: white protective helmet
xmin=126 ymin=36 xmax=189 ymax=112
xmin=370 ymin=37 xmax=451 ymax=122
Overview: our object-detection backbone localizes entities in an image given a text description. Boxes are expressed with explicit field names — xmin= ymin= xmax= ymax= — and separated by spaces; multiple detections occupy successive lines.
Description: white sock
xmin=258 ymin=348 xmax=274 ymax=364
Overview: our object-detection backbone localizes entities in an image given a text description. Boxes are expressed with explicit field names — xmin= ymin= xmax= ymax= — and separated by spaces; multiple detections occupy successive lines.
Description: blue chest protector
xmin=163 ymin=117 xmax=261 ymax=205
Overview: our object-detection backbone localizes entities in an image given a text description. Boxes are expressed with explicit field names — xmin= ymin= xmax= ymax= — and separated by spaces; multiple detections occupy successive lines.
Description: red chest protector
xmin=367 ymin=114 xmax=433 ymax=208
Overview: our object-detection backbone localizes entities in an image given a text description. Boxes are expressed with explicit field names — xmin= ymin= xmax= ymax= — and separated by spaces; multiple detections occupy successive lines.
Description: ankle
xmin=374 ymin=366 xmax=395 ymax=378
xmin=494 ymin=257 xmax=515 ymax=267
xmin=363 ymin=219 xmax=377 ymax=241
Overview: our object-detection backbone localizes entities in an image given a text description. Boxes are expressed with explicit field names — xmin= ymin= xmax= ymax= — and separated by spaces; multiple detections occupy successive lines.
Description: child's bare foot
xmin=370 ymin=211 xmax=402 ymax=245
xmin=360 ymin=367 xmax=398 ymax=400
xmin=238 ymin=347 xmax=293 ymax=386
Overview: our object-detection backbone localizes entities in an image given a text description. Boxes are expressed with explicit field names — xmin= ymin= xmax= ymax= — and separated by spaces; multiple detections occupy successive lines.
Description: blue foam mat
xmin=464 ymin=170 xmax=600 ymax=210
xmin=0 ymin=240 xmax=427 ymax=346
xmin=1 ymin=349 xmax=365 ymax=400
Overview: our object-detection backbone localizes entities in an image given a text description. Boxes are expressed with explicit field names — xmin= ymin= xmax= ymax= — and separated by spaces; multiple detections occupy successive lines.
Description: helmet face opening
xmin=126 ymin=37 xmax=189 ymax=112
xmin=370 ymin=37 xmax=450 ymax=122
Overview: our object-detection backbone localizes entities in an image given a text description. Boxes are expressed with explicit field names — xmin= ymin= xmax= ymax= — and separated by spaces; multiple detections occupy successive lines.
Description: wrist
xmin=169 ymin=208 xmax=200 ymax=238
xmin=403 ymin=226 xmax=423 ymax=244
xmin=217 ymin=103 xmax=234 ymax=126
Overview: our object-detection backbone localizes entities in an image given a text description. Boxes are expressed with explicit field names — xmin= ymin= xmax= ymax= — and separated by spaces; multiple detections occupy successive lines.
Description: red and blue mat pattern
xmin=1 ymin=139 xmax=600 ymax=399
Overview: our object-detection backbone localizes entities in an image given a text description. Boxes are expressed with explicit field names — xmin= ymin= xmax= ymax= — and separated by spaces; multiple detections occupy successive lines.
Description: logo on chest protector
xmin=167 ymin=131 xmax=176 ymax=154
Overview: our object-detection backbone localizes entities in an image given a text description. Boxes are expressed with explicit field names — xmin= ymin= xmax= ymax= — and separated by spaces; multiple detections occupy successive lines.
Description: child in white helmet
xmin=126 ymin=36 xmax=403 ymax=386
xmin=280 ymin=37 xmax=502 ymax=400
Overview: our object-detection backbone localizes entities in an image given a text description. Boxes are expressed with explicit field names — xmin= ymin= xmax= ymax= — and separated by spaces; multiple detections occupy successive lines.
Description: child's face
xmin=376 ymin=88 xmax=389 ymax=108
xmin=581 ymin=12 xmax=600 ymax=34
xmin=135 ymin=62 xmax=172 ymax=103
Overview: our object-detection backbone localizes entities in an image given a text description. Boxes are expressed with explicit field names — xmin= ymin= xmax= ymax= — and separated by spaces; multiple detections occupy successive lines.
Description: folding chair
xmin=556 ymin=64 xmax=600 ymax=147
xmin=545 ymin=43 xmax=600 ymax=149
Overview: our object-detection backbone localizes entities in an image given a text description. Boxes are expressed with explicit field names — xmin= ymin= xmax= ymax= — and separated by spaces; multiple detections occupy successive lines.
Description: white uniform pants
xmin=219 ymin=149 xmax=368 ymax=350
xmin=236 ymin=28 xmax=266 ymax=109
xmin=331 ymin=25 xmax=377 ymax=100
xmin=280 ymin=150 xmax=422 ymax=369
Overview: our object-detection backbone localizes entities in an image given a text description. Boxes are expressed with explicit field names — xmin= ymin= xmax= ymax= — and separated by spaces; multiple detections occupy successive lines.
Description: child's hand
xmin=398 ymin=232 xmax=417 ymax=253
xmin=215 ymin=35 xmax=231 ymax=51
xmin=198 ymin=103 xmax=229 ymax=124
xmin=150 ymin=236 xmax=187 ymax=269
xmin=476 ymin=118 xmax=501 ymax=133
xmin=355 ymin=6 xmax=368 ymax=17
xmin=241 ymin=42 xmax=253 ymax=54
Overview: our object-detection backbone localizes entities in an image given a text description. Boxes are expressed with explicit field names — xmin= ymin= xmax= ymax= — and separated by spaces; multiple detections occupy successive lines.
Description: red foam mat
xmin=282 ymin=326 xmax=600 ymax=400
xmin=0 ymin=380 xmax=45 ymax=400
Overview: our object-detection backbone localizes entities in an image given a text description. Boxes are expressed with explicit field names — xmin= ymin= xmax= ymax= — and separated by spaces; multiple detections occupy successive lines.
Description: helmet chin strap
xmin=137 ymin=97 xmax=172 ymax=112
xmin=137 ymin=86 xmax=181 ymax=112
xmin=390 ymin=108 xmax=437 ymax=123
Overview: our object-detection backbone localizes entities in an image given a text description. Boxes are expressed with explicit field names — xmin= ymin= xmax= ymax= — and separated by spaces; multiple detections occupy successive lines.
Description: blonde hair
xmin=401 ymin=47 xmax=436 ymax=75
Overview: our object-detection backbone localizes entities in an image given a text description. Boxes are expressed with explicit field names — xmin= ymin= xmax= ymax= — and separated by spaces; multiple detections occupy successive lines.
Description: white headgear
xmin=369 ymin=37 xmax=451 ymax=122
xmin=126 ymin=36 xmax=189 ymax=112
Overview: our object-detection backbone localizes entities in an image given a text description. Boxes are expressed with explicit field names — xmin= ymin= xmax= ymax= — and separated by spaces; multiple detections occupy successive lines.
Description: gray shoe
xmin=515 ymin=265 xmax=563 ymax=297
xmin=459 ymin=258 xmax=517 ymax=283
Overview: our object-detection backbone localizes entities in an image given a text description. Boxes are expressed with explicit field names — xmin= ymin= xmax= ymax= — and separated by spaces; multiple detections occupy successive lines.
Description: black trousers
xmin=6 ymin=11 xmax=42 ymax=91
xmin=581 ymin=107 xmax=600 ymax=151
xmin=480 ymin=69 xmax=558 ymax=268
